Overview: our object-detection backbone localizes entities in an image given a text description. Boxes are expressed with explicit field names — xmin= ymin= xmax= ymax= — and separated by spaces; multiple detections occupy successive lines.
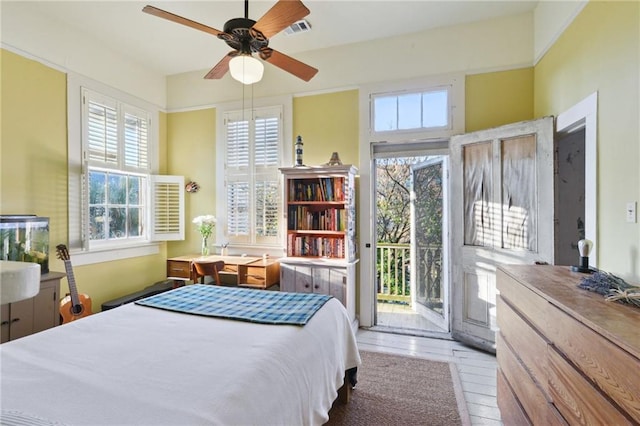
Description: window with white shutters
xmin=224 ymin=106 xmax=282 ymax=246
xmin=81 ymin=88 xmax=183 ymax=249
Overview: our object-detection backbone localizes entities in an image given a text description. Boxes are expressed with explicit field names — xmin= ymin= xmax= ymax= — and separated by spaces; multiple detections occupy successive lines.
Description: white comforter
xmin=0 ymin=298 xmax=360 ymax=426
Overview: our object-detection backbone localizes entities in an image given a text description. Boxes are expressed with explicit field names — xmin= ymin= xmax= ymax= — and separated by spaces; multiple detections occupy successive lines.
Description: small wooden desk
xmin=167 ymin=255 xmax=280 ymax=289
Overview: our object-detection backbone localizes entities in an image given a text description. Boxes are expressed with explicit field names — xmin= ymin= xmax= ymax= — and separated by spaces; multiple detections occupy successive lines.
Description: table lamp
xmin=0 ymin=260 xmax=41 ymax=304
xmin=571 ymin=239 xmax=594 ymax=273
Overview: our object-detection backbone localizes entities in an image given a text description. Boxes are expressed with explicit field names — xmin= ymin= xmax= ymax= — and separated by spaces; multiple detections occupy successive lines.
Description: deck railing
xmin=376 ymin=243 xmax=442 ymax=304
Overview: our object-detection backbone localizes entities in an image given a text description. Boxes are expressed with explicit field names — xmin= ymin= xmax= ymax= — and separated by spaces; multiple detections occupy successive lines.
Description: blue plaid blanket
xmin=135 ymin=285 xmax=332 ymax=326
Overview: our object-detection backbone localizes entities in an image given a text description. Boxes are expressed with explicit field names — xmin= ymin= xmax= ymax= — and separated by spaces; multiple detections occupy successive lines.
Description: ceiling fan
xmin=142 ymin=0 xmax=318 ymax=84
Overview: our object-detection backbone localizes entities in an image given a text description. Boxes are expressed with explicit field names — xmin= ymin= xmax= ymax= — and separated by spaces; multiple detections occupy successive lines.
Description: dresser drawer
xmin=497 ymin=333 xmax=563 ymax=426
xmin=545 ymin=304 xmax=640 ymax=421
xmin=243 ymin=267 xmax=266 ymax=286
xmin=497 ymin=269 xmax=549 ymax=331
xmin=497 ymin=296 xmax=550 ymax=397
xmin=166 ymin=260 xmax=191 ymax=279
xmin=236 ymin=262 xmax=280 ymax=289
xmin=497 ymin=370 xmax=531 ymax=426
xmin=222 ymin=264 xmax=238 ymax=274
xmin=547 ymin=345 xmax=633 ymax=425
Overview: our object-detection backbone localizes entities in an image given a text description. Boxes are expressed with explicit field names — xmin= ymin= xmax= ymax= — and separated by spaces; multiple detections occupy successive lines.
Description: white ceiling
xmin=10 ymin=1 xmax=539 ymax=77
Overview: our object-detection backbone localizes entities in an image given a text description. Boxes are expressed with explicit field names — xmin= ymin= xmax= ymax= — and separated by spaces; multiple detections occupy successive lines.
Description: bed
xmin=0 ymin=285 xmax=361 ymax=426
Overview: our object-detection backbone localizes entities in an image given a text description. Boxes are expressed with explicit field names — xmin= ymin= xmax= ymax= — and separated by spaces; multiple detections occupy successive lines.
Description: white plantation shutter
xmin=150 ymin=175 xmax=184 ymax=241
xmin=255 ymin=115 xmax=279 ymax=167
xmin=254 ymin=114 xmax=280 ymax=239
xmin=226 ymin=113 xmax=251 ymax=242
xmin=227 ymin=181 xmax=250 ymax=241
xmin=255 ymin=180 xmax=279 ymax=237
xmin=86 ymin=97 xmax=118 ymax=165
xmin=224 ymin=106 xmax=282 ymax=245
xmin=84 ymin=89 xmax=150 ymax=174
xmin=123 ymin=106 xmax=149 ymax=170
xmin=226 ymin=118 xmax=250 ymax=168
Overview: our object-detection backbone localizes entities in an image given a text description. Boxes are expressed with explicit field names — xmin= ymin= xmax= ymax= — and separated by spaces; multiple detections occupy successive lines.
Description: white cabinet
xmin=280 ymin=260 xmax=356 ymax=323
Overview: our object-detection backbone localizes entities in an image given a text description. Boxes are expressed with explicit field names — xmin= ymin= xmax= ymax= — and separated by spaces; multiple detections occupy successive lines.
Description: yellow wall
xmin=535 ymin=1 xmax=640 ymax=279
xmin=166 ymin=108 xmax=217 ymax=257
xmin=1 ymin=50 xmax=67 ymax=245
xmin=466 ymin=67 xmax=534 ymax=132
xmin=5 ymin=0 xmax=636 ymax=313
xmin=164 ymin=92 xmax=360 ymax=257
xmin=0 ymin=49 xmax=170 ymax=311
xmin=0 ymin=47 xmax=532 ymax=311
xmin=293 ymin=90 xmax=360 ymax=167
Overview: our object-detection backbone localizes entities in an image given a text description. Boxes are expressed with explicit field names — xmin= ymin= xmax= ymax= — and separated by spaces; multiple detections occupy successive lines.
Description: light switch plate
xmin=626 ymin=202 xmax=637 ymax=223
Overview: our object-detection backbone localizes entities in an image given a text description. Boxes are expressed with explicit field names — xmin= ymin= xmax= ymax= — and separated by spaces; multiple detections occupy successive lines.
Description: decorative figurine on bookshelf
xmin=325 ymin=152 xmax=343 ymax=166
xmin=295 ymin=135 xmax=304 ymax=167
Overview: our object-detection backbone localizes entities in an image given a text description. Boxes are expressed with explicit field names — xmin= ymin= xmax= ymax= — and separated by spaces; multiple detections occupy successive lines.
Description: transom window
xmin=372 ymin=88 xmax=450 ymax=133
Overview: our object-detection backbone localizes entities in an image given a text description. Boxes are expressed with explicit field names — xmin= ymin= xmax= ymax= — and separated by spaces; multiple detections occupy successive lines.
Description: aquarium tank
xmin=0 ymin=215 xmax=49 ymax=274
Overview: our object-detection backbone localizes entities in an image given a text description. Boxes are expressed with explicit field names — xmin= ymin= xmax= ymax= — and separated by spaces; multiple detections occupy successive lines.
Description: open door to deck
xmin=410 ymin=156 xmax=449 ymax=331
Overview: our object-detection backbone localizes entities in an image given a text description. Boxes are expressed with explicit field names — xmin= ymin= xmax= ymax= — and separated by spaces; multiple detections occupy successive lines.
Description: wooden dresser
xmin=496 ymin=265 xmax=640 ymax=425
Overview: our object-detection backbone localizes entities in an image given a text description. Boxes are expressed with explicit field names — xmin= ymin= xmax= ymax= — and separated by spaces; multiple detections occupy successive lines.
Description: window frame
xmin=67 ymin=73 xmax=171 ymax=266
xmin=372 ymin=87 xmax=451 ymax=134
xmin=357 ymin=73 xmax=465 ymax=327
xmin=367 ymin=74 xmax=465 ymax=143
xmin=82 ymin=87 xmax=151 ymax=248
xmin=216 ymin=95 xmax=293 ymax=254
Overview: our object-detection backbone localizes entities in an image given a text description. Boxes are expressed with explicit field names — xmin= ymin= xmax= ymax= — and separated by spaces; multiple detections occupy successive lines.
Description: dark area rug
xmin=326 ymin=350 xmax=462 ymax=425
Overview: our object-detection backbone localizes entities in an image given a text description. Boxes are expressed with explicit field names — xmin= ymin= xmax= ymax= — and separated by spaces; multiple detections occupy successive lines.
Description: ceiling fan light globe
xmin=229 ymin=55 xmax=264 ymax=85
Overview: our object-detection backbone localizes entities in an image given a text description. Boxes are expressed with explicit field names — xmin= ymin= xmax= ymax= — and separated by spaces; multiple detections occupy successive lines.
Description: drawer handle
xmin=304 ymin=284 xmax=310 ymax=288
xmin=0 ymin=320 xmax=9 ymax=326
xmin=10 ymin=318 xmax=20 ymax=324
xmin=314 ymin=285 xmax=319 ymax=289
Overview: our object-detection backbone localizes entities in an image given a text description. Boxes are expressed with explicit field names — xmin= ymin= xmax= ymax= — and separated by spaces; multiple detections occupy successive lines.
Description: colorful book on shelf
xmin=318 ymin=178 xmax=326 ymax=201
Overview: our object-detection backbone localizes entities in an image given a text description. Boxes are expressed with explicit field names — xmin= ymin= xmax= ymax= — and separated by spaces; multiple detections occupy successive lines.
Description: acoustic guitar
xmin=56 ymin=244 xmax=92 ymax=323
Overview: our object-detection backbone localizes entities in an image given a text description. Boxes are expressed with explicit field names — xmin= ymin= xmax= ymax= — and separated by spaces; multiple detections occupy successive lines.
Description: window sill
xmin=69 ymin=243 xmax=161 ymax=266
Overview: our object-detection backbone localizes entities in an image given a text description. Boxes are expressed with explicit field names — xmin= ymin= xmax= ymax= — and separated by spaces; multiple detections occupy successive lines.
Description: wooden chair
xmin=192 ymin=260 xmax=225 ymax=285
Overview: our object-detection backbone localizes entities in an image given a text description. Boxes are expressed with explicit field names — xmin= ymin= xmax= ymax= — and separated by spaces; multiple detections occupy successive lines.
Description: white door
xmin=410 ymin=157 xmax=449 ymax=331
xmin=450 ymin=117 xmax=555 ymax=352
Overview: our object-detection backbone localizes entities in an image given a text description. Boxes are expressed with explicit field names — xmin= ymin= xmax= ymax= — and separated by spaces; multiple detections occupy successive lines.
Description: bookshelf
xmin=279 ymin=165 xmax=358 ymax=324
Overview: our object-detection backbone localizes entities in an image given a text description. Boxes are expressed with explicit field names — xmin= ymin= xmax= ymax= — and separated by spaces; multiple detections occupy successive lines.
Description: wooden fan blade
xmin=253 ymin=0 xmax=310 ymax=39
xmin=204 ymin=52 xmax=237 ymax=79
xmin=142 ymin=5 xmax=223 ymax=37
xmin=260 ymin=48 xmax=317 ymax=82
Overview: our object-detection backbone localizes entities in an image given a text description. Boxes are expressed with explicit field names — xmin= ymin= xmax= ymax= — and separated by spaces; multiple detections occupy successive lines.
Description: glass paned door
xmin=411 ymin=157 xmax=449 ymax=330
xmin=374 ymin=150 xmax=449 ymax=334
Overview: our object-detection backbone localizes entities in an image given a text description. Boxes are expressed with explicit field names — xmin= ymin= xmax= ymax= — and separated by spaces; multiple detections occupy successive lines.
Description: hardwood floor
xmin=356 ymin=329 xmax=502 ymax=425
xmin=376 ymin=301 xmax=447 ymax=334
